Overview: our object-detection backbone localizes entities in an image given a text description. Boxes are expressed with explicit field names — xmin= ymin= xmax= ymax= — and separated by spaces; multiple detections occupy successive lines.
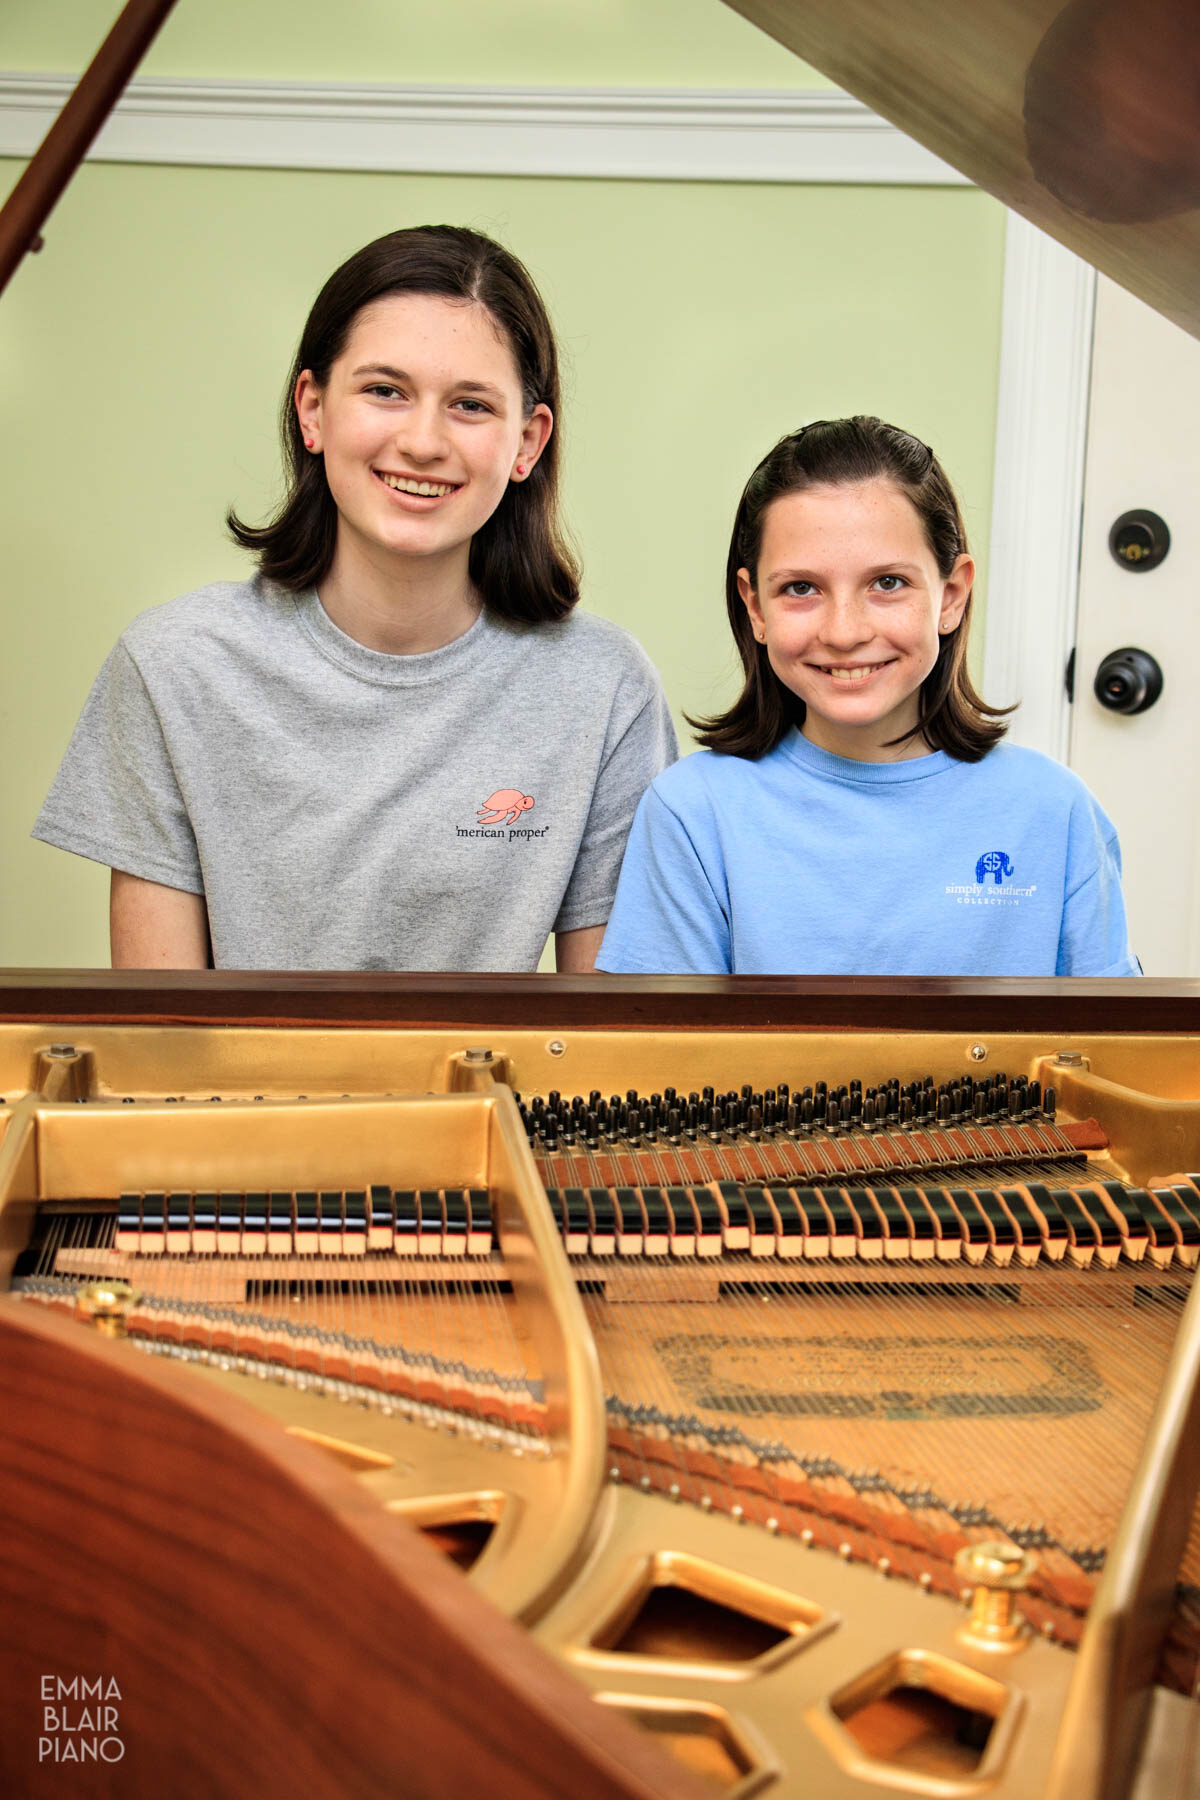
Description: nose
xmin=396 ymin=398 xmax=449 ymax=465
xmin=818 ymin=590 xmax=872 ymax=650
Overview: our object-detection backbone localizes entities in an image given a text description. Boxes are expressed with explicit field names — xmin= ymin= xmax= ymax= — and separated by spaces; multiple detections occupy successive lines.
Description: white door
xmin=1069 ymin=276 xmax=1200 ymax=976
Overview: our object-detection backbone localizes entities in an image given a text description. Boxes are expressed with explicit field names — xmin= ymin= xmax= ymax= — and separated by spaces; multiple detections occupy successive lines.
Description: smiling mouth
xmin=374 ymin=471 xmax=460 ymax=498
xmin=812 ymin=661 xmax=895 ymax=683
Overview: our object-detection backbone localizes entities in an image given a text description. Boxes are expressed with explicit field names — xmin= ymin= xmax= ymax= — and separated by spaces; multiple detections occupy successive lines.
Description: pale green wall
xmin=0 ymin=1 xmax=1005 ymax=967
xmin=0 ymin=0 xmax=828 ymax=87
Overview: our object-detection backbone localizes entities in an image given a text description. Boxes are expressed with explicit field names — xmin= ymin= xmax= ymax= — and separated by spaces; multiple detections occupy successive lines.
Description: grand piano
xmin=1 ymin=5 xmax=1199 ymax=1798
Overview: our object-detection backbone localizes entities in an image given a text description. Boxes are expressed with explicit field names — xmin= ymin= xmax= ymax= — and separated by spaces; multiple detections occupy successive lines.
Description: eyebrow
xmin=349 ymin=363 xmax=506 ymax=400
xmin=767 ymin=561 xmax=924 ymax=583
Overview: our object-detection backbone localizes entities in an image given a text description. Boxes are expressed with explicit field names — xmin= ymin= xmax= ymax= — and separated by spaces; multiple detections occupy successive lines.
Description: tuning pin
xmin=1043 ymin=1086 xmax=1056 ymax=1120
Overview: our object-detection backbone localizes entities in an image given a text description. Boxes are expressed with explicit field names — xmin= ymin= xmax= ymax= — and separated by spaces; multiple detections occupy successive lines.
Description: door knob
xmin=1093 ymin=646 xmax=1164 ymax=714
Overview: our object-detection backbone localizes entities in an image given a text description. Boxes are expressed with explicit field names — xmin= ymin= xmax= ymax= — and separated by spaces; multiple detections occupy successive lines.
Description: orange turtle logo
xmin=477 ymin=789 xmax=535 ymax=826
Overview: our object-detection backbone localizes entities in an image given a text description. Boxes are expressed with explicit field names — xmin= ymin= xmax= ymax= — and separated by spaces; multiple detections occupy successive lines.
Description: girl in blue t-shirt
xmin=597 ymin=415 xmax=1138 ymax=977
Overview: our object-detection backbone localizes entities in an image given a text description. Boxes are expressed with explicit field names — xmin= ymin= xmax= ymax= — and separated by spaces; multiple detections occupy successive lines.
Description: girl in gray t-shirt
xmin=34 ymin=226 xmax=676 ymax=971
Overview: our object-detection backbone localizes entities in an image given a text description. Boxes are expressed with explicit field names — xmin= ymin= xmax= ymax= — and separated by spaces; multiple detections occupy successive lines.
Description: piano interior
xmin=1 ymin=985 xmax=1197 ymax=1798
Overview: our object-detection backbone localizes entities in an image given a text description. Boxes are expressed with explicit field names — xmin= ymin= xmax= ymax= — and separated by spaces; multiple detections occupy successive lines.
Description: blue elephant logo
xmin=976 ymin=851 xmax=1014 ymax=885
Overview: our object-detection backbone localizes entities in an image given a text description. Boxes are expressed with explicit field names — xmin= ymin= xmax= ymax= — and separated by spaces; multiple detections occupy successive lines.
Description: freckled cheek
xmin=764 ymin=626 xmax=818 ymax=664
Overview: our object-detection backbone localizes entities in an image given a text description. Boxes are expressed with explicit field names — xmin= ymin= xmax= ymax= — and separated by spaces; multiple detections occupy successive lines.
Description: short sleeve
xmin=552 ymin=682 xmax=678 ymax=933
xmin=1056 ymin=800 xmax=1140 ymax=976
xmin=596 ymin=786 xmax=731 ymax=974
xmin=32 ymin=640 xmax=204 ymax=894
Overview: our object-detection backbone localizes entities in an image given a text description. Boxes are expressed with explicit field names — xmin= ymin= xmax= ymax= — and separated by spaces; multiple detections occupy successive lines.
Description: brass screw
xmin=75 ymin=1279 xmax=140 ymax=1338
xmin=954 ymin=1541 xmax=1036 ymax=1651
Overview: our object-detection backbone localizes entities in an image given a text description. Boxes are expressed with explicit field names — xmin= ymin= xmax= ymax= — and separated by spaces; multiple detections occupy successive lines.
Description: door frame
xmin=983 ymin=213 xmax=1097 ymax=763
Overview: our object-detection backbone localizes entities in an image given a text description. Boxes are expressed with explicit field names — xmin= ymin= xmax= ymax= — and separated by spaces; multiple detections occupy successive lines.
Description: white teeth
xmin=826 ymin=665 xmax=881 ymax=682
xmin=379 ymin=473 xmax=455 ymax=497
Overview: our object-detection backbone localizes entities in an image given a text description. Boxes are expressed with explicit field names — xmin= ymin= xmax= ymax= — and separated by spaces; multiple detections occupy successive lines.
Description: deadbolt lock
xmin=1108 ymin=509 xmax=1170 ymax=571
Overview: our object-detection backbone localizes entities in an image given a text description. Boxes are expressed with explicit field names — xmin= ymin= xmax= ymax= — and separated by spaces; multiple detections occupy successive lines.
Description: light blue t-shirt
xmin=596 ymin=731 xmax=1138 ymax=977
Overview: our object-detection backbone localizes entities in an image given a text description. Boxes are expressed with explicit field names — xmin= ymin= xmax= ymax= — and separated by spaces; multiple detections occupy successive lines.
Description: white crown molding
xmin=984 ymin=212 xmax=1096 ymax=762
xmin=0 ymin=72 xmax=968 ymax=184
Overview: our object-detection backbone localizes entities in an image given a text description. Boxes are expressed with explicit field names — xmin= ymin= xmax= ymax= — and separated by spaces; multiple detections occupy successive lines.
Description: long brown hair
xmin=692 ymin=416 xmax=1011 ymax=760
xmin=228 ymin=224 xmax=579 ymax=622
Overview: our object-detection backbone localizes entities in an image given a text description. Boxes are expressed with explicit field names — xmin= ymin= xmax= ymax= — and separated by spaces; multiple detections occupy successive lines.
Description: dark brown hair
xmin=228 ymin=224 xmax=579 ymax=622
xmin=692 ymin=416 xmax=1011 ymax=761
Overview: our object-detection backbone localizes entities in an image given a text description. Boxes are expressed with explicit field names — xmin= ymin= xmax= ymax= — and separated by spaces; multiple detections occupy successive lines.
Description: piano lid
xmin=723 ymin=0 xmax=1200 ymax=338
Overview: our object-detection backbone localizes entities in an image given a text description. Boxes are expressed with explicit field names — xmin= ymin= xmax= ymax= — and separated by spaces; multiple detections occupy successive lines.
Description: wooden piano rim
xmin=0 ymin=1296 xmax=708 ymax=1800
xmin=0 ymin=971 xmax=1198 ymax=1032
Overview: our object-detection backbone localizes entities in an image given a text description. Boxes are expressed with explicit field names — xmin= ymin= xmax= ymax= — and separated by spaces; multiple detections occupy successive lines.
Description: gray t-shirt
xmin=33 ymin=579 xmax=678 ymax=970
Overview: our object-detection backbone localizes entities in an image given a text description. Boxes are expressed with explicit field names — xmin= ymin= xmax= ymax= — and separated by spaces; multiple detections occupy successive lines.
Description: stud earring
xmin=305 ymin=437 xmax=315 ymax=450
xmin=516 ymin=464 xmax=526 ymax=476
